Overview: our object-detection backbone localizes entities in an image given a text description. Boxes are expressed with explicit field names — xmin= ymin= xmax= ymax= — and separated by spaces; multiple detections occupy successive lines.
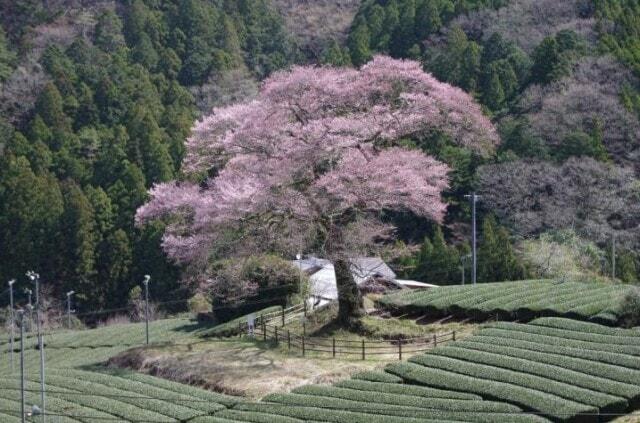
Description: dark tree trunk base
xmin=334 ymin=258 xmax=364 ymax=327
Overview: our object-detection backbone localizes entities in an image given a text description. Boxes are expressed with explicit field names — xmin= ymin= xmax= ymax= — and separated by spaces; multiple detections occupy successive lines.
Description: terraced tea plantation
xmin=377 ymin=280 xmax=633 ymax=325
xmin=223 ymin=317 xmax=640 ymax=423
xmin=4 ymin=308 xmax=640 ymax=421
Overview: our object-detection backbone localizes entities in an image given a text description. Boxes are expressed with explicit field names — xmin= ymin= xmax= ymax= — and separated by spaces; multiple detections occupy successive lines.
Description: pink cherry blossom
xmin=137 ymin=56 xmax=498 ymax=266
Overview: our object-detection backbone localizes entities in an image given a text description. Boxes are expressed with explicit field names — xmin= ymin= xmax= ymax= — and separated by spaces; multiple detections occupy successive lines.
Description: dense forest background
xmin=1 ymin=0 xmax=639 ymax=313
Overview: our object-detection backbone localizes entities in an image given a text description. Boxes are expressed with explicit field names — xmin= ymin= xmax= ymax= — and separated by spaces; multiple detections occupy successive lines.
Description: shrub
xmin=209 ymin=255 xmax=306 ymax=322
xmin=620 ymin=287 xmax=640 ymax=327
xmin=291 ymin=385 xmax=520 ymax=412
xmin=334 ymin=380 xmax=481 ymax=401
xmin=350 ymin=371 xmax=403 ymax=384
xmin=188 ymin=293 xmax=211 ymax=313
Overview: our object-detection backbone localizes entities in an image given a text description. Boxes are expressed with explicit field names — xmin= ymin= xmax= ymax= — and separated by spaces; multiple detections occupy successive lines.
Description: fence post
xmin=281 ymin=308 xmax=285 ymax=327
xmin=302 ymin=336 xmax=305 ymax=357
xmin=303 ymin=321 xmax=306 ymax=336
xmin=332 ymin=338 xmax=336 ymax=358
xmin=304 ymin=301 xmax=307 ymax=318
xmin=238 ymin=321 xmax=242 ymax=338
xmin=453 ymin=331 xmax=456 ymax=342
xmin=398 ymin=340 xmax=402 ymax=361
xmin=263 ymin=321 xmax=267 ymax=342
xmin=287 ymin=330 xmax=291 ymax=350
xmin=275 ymin=326 xmax=279 ymax=344
xmin=362 ymin=340 xmax=365 ymax=360
xmin=433 ymin=334 xmax=437 ymax=348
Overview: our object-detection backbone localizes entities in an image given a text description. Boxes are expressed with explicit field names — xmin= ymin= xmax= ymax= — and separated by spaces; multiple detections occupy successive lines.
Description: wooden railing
xmin=236 ymin=306 xmax=455 ymax=361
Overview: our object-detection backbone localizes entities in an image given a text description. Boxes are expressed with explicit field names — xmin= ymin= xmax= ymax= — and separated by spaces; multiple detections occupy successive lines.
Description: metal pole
xmin=18 ymin=310 xmax=25 ymax=423
xmin=465 ymin=193 xmax=480 ymax=285
xmin=143 ymin=275 xmax=150 ymax=345
xmin=9 ymin=279 xmax=15 ymax=374
xmin=27 ymin=271 xmax=45 ymax=423
xmin=25 ymin=289 xmax=32 ymax=333
xmin=471 ymin=193 xmax=477 ymax=286
xmin=612 ymin=234 xmax=616 ymax=280
xmin=66 ymin=291 xmax=74 ymax=329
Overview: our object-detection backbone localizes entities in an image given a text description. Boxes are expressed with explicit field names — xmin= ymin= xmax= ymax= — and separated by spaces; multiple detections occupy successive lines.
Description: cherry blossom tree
xmin=137 ymin=56 xmax=498 ymax=323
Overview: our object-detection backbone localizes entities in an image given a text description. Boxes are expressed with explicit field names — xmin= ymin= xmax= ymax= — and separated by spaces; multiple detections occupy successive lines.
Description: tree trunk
xmin=334 ymin=258 xmax=364 ymax=325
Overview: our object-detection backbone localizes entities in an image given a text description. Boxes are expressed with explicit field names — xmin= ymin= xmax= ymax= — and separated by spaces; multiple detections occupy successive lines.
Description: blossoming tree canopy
xmin=136 ymin=56 xmax=498 ymax=318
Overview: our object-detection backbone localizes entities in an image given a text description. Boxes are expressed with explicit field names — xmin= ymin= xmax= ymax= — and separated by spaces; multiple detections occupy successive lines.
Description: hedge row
xmin=425 ymin=346 xmax=635 ymax=410
xmin=350 ymin=371 xmax=403 ymax=383
xmin=467 ymin=333 xmax=640 ymax=371
xmin=452 ymin=339 xmax=640 ymax=387
xmin=530 ymin=317 xmax=640 ymax=336
xmin=385 ymin=362 xmax=597 ymax=423
xmin=261 ymin=393 xmax=549 ymax=423
xmin=409 ymin=354 xmax=625 ymax=414
xmin=378 ymin=280 xmax=633 ymax=324
xmin=24 ymin=373 xmax=199 ymax=421
xmin=234 ymin=402 xmax=469 ymax=423
xmin=291 ymin=384 xmax=520 ymax=413
xmin=483 ymin=322 xmax=640 ymax=347
xmin=334 ymin=379 xmax=482 ymax=401
xmin=214 ymin=409 xmax=305 ymax=423
xmin=46 ymin=368 xmax=225 ymax=414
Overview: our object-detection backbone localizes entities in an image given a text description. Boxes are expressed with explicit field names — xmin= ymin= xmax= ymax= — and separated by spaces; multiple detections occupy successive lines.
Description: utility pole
xmin=8 ymin=279 xmax=15 ymax=373
xmin=464 ymin=193 xmax=481 ymax=285
xmin=18 ymin=309 xmax=25 ymax=423
xmin=143 ymin=275 xmax=150 ymax=345
xmin=66 ymin=291 xmax=75 ymax=329
xmin=26 ymin=271 xmax=45 ymax=423
xmin=612 ymin=233 xmax=616 ymax=280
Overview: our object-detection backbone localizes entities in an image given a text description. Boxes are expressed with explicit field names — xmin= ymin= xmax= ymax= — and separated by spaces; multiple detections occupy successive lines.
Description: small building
xmin=292 ymin=256 xmax=432 ymax=305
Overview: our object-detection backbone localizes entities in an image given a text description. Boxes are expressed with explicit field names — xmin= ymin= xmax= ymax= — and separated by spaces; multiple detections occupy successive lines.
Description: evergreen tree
xmin=98 ymin=229 xmax=132 ymax=307
xmin=390 ymin=0 xmax=417 ymax=57
xmin=348 ymin=19 xmax=372 ymax=66
xmin=478 ymin=215 xmax=525 ymax=282
xmin=530 ymin=36 xmax=565 ymax=84
xmin=322 ymin=40 xmax=352 ymax=67
xmin=35 ymin=83 xmax=69 ymax=130
xmin=94 ymin=10 xmax=126 ymax=53
xmin=0 ymin=26 xmax=15 ymax=81
xmin=0 ymin=157 xmax=64 ymax=282
xmin=415 ymin=0 xmax=442 ymax=40
xmin=60 ymin=181 xmax=98 ymax=294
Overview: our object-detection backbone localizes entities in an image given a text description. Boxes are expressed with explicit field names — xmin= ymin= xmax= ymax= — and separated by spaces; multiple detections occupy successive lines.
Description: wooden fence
xmin=237 ymin=305 xmax=456 ymax=360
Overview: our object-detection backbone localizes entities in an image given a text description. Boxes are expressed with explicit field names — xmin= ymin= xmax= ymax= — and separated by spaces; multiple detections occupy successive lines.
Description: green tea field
xmin=228 ymin=317 xmax=640 ymax=423
xmin=377 ymin=280 xmax=633 ymax=325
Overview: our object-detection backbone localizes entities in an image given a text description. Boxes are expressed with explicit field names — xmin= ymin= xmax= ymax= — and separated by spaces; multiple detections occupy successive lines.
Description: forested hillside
xmin=340 ymin=0 xmax=640 ymax=285
xmin=1 ymin=0 xmax=640 ymax=314
xmin=0 ymin=0 xmax=296 ymax=312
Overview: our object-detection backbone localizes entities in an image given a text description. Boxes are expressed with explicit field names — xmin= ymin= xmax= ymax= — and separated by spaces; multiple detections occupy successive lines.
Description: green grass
xmin=378 ymin=280 xmax=633 ymax=325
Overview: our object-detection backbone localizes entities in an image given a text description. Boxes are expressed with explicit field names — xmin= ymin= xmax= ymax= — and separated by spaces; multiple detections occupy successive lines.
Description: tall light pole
xmin=26 ymin=271 xmax=45 ymax=423
xmin=66 ymin=291 xmax=75 ymax=329
xmin=464 ymin=193 xmax=481 ymax=285
xmin=8 ymin=279 xmax=15 ymax=373
xmin=17 ymin=309 xmax=25 ymax=423
xmin=142 ymin=275 xmax=150 ymax=345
